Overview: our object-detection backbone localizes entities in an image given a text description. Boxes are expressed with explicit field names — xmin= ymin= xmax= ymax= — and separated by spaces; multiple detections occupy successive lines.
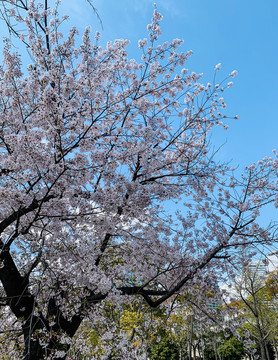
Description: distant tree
xmin=0 ymin=0 xmax=277 ymax=359
xmin=147 ymin=329 xmax=179 ymax=360
xmin=229 ymin=265 xmax=278 ymax=360
xmin=265 ymin=270 xmax=278 ymax=357
xmin=217 ymin=334 xmax=245 ymax=360
xmin=202 ymin=329 xmax=245 ymax=360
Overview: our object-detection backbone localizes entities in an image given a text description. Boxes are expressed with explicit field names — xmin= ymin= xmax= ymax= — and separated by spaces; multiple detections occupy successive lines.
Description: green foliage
xmin=265 ymin=270 xmax=278 ymax=300
xmin=217 ymin=336 xmax=245 ymax=360
xmin=203 ymin=331 xmax=245 ymax=360
xmin=148 ymin=329 xmax=179 ymax=360
xmin=231 ymin=268 xmax=278 ymax=360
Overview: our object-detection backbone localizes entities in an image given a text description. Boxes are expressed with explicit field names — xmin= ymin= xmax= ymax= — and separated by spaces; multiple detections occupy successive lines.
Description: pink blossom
xmin=215 ymin=63 xmax=222 ymax=70
xmin=230 ymin=70 xmax=238 ymax=77
xmin=0 ymin=2 xmax=276 ymax=359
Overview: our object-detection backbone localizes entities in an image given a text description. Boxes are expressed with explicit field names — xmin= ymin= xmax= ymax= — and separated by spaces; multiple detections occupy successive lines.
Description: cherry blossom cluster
xmin=0 ymin=1 xmax=277 ymax=359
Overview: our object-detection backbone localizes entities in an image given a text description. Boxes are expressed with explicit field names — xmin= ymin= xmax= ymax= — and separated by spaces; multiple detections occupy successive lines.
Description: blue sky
xmin=60 ymin=0 xmax=278 ymax=168
xmin=59 ymin=0 xmax=278 ymax=234
xmin=1 ymin=0 xmax=277 ymax=166
xmin=0 ymin=0 xmax=277 ymax=229
xmin=0 ymin=1 xmax=277 ymax=257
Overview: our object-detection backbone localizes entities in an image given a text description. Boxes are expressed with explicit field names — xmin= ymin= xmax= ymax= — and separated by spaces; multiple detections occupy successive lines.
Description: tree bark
xmin=0 ymin=244 xmax=83 ymax=359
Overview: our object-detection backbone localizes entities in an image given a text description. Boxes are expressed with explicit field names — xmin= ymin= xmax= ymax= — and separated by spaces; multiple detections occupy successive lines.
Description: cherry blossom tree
xmin=0 ymin=1 xmax=277 ymax=359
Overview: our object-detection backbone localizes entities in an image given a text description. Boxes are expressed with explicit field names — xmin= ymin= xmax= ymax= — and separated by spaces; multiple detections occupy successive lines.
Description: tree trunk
xmin=22 ymin=308 xmax=82 ymax=360
xmin=255 ymin=316 xmax=268 ymax=360
xmin=0 ymin=244 xmax=83 ymax=359
xmin=22 ymin=315 xmax=49 ymax=360
xmin=214 ymin=341 xmax=218 ymax=360
xmin=273 ymin=344 xmax=278 ymax=360
xmin=188 ymin=316 xmax=193 ymax=360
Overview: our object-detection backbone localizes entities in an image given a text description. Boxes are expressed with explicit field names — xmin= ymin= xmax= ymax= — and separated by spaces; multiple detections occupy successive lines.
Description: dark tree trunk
xmin=23 ymin=316 xmax=50 ymax=360
xmin=21 ymin=300 xmax=83 ymax=359
xmin=0 ymin=244 xmax=83 ymax=359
